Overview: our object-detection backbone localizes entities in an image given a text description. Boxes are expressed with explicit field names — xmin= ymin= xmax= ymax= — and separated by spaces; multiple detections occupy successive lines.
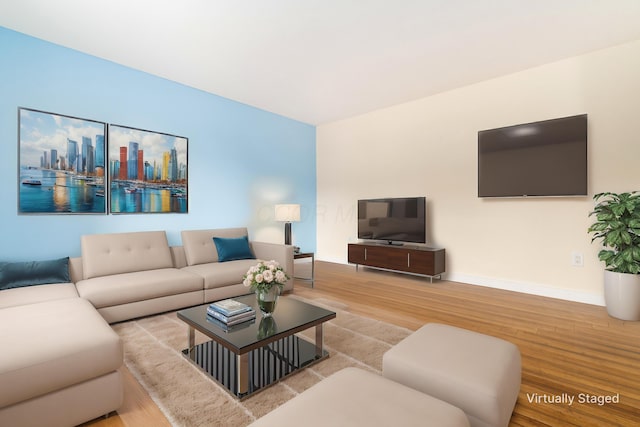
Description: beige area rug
xmin=112 ymin=295 xmax=412 ymax=426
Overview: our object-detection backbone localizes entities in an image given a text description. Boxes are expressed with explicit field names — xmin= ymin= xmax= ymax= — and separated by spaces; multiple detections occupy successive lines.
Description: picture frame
xmin=18 ymin=107 xmax=107 ymax=214
xmin=108 ymin=124 xmax=188 ymax=214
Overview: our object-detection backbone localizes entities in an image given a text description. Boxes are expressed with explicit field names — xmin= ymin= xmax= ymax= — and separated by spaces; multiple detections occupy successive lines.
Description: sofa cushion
xmin=182 ymin=228 xmax=249 ymax=266
xmin=81 ymin=231 xmax=174 ymax=279
xmin=0 ymin=298 xmax=122 ymax=408
xmin=0 ymin=257 xmax=70 ymax=290
xmin=213 ymin=236 xmax=255 ymax=262
xmin=0 ymin=283 xmax=78 ymax=309
xmin=75 ymin=268 xmax=204 ymax=309
xmin=182 ymin=258 xmax=258 ymax=290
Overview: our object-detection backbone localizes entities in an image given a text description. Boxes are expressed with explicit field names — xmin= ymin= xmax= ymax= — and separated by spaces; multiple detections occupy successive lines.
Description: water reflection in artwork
xmin=108 ymin=124 xmax=188 ymax=214
xmin=18 ymin=108 xmax=107 ymax=214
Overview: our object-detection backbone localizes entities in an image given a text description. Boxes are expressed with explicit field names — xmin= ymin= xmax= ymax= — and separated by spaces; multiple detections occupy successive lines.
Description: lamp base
xmin=284 ymin=222 xmax=292 ymax=245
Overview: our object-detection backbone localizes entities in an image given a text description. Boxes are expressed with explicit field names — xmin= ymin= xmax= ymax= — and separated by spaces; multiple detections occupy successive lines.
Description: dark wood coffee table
xmin=177 ymin=294 xmax=336 ymax=399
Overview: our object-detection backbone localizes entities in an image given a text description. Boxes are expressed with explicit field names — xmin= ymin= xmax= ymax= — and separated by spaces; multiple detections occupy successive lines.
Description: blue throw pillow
xmin=0 ymin=257 xmax=70 ymax=290
xmin=213 ymin=236 xmax=255 ymax=262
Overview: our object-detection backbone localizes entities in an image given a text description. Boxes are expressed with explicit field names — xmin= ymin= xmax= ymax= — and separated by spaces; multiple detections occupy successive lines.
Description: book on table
xmin=206 ymin=306 xmax=256 ymax=325
xmin=209 ymin=298 xmax=253 ymax=317
xmin=206 ymin=315 xmax=256 ymax=332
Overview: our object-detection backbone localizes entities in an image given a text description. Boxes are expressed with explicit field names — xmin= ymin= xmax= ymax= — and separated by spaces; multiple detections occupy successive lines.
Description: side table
xmin=294 ymin=252 xmax=315 ymax=287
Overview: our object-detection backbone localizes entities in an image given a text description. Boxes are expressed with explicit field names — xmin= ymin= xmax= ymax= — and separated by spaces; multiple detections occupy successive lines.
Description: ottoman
xmin=383 ymin=323 xmax=521 ymax=427
xmin=249 ymin=367 xmax=470 ymax=427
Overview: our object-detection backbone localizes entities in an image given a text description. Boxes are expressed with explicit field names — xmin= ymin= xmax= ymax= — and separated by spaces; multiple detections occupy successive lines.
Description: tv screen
xmin=358 ymin=197 xmax=426 ymax=244
xmin=478 ymin=114 xmax=588 ymax=197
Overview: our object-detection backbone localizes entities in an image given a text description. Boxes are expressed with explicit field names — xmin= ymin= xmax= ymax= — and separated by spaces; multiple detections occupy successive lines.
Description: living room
xmin=2 ymin=4 xmax=640 ymax=300
xmin=2 ymin=2 xmax=640 ymax=426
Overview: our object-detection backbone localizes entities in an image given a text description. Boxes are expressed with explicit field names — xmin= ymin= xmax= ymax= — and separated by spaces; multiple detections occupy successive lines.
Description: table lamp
xmin=275 ymin=204 xmax=300 ymax=245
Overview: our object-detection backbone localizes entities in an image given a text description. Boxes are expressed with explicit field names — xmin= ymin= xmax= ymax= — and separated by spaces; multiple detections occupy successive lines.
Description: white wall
xmin=316 ymin=39 xmax=640 ymax=305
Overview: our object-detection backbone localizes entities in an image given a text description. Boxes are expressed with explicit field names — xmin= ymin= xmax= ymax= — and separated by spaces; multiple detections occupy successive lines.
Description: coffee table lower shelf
xmin=182 ymin=334 xmax=328 ymax=400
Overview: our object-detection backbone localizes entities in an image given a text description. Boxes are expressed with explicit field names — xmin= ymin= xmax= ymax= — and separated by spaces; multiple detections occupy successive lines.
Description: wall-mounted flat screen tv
xmin=478 ymin=114 xmax=587 ymax=198
xmin=358 ymin=197 xmax=426 ymax=244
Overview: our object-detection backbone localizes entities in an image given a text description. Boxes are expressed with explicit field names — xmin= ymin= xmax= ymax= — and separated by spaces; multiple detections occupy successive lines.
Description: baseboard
xmin=444 ymin=272 xmax=605 ymax=307
xmin=325 ymin=258 xmax=606 ymax=307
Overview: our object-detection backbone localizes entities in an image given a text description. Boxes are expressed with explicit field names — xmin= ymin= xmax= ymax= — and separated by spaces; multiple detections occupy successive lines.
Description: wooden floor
xmin=85 ymin=261 xmax=640 ymax=426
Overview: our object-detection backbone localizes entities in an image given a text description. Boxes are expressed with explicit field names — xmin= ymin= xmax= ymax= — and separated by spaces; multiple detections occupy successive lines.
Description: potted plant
xmin=588 ymin=191 xmax=640 ymax=320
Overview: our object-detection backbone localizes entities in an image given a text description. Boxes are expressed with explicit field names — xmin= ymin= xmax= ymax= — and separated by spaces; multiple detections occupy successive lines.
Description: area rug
xmin=112 ymin=295 xmax=412 ymax=426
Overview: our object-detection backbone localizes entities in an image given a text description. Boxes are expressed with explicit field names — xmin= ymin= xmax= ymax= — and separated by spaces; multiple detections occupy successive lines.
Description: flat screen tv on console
xmin=357 ymin=197 xmax=426 ymax=244
xmin=478 ymin=114 xmax=588 ymax=198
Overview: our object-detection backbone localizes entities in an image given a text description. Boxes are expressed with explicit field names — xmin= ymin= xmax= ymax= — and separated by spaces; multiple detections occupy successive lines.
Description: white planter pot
xmin=604 ymin=270 xmax=640 ymax=321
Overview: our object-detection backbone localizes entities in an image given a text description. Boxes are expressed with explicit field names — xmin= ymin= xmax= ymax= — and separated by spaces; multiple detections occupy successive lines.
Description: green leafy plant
xmin=588 ymin=192 xmax=640 ymax=274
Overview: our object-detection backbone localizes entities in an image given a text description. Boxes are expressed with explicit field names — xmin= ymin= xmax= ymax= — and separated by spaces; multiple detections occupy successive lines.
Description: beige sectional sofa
xmin=181 ymin=227 xmax=294 ymax=302
xmin=0 ymin=287 xmax=123 ymax=427
xmin=70 ymin=228 xmax=293 ymax=323
xmin=73 ymin=230 xmax=205 ymax=323
xmin=0 ymin=227 xmax=293 ymax=427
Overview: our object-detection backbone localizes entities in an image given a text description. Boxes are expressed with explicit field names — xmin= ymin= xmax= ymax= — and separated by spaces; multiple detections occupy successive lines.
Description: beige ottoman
xmin=383 ymin=323 xmax=521 ymax=427
xmin=249 ymin=367 xmax=470 ymax=427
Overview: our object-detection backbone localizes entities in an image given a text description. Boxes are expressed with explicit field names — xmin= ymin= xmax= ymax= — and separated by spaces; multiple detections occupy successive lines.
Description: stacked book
xmin=207 ymin=298 xmax=256 ymax=330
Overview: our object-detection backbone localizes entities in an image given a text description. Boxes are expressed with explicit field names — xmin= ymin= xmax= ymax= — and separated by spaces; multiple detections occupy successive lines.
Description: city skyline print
xmin=108 ymin=124 xmax=188 ymax=214
xmin=18 ymin=108 xmax=107 ymax=214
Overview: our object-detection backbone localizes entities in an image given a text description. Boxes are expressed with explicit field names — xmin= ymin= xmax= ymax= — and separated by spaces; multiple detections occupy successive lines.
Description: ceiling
xmin=2 ymin=0 xmax=640 ymax=125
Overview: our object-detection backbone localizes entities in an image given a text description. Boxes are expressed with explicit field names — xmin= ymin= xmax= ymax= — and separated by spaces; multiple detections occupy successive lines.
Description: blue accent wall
xmin=0 ymin=27 xmax=316 ymax=260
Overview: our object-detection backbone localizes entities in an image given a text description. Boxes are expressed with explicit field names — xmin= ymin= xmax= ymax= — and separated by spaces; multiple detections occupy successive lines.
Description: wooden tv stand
xmin=347 ymin=243 xmax=445 ymax=282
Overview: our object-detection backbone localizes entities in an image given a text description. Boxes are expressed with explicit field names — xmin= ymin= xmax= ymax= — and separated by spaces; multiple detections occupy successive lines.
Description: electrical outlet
xmin=571 ymin=251 xmax=584 ymax=267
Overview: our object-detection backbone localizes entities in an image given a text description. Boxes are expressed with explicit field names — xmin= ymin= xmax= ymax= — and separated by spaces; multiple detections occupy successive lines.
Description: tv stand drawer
xmin=347 ymin=243 xmax=445 ymax=280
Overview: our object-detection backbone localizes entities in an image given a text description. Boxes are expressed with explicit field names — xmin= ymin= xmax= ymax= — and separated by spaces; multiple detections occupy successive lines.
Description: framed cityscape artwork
xmin=108 ymin=124 xmax=188 ymax=214
xmin=18 ymin=107 xmax=107 ymax=214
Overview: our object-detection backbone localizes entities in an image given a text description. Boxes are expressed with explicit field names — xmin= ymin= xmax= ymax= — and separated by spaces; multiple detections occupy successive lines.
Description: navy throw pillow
xmin=0 ymin=257 xmax=70 ymax=290
xmin=213 ymin=236 xmax=255 ymax=262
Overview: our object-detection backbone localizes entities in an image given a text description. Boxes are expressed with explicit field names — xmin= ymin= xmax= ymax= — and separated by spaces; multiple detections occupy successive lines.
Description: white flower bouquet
xmin=243 ymin=260 xmax=289 ymax=293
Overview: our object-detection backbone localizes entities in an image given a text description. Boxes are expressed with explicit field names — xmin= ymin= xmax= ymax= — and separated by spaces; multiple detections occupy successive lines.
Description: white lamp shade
xmin=275 ymin=204 xmax=301 ymax=222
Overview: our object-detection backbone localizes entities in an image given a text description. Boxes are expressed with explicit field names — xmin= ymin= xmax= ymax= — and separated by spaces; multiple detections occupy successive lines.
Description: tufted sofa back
xmin=80 ymin=231 xmax=173 ymax=279
xmin=181 ymin=228 xmax=249 ymax=266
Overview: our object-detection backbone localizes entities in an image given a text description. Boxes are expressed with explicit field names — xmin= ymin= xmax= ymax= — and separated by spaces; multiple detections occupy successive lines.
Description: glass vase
xmin=256 ymin=286 xmax=280 ymax=317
